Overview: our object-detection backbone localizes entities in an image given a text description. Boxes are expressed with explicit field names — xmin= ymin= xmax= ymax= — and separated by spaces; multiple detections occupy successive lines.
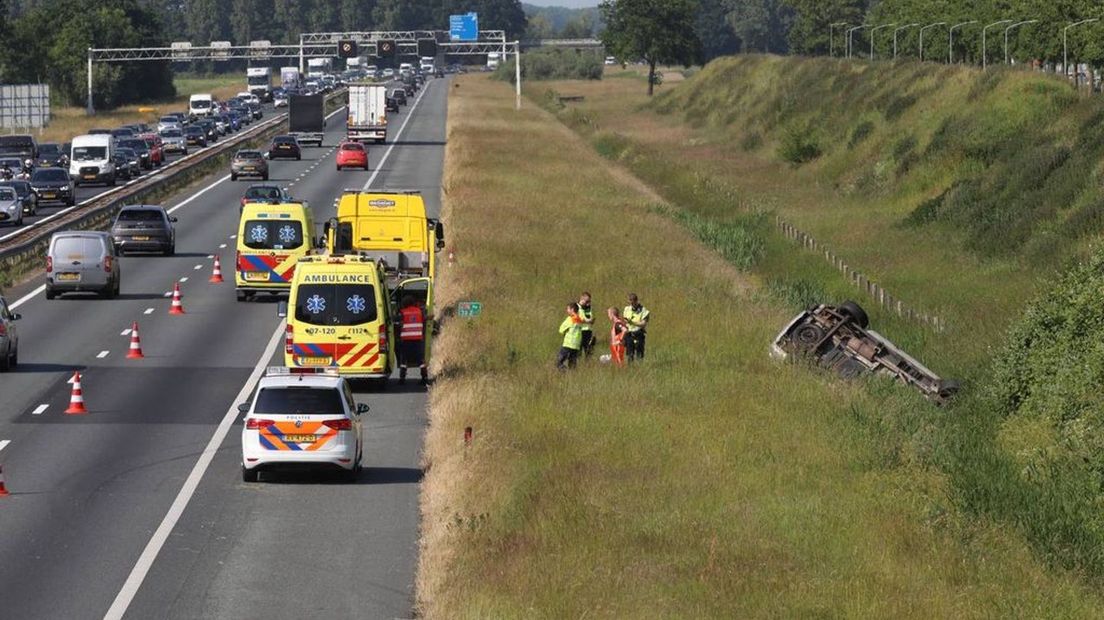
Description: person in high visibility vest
xmin=556 ymin=302 xmax=584 ymax=370
xmin=608 ymin=306 xmax=628 ymax=367
xmin=623 ymin=293 xmax=650 ymax=362
xmin=578 ymin=292 xmax=596 ymax=358
xmin=398 ymin=295 xmax=428 ymax=384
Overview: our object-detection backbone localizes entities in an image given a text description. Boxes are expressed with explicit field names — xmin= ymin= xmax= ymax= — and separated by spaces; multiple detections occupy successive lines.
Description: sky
xmin=526 ymin=1 xmax=599 ymax=7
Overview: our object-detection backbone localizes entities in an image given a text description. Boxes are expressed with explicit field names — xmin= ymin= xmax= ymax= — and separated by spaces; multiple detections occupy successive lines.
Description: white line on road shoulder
xmin=0 ymin=440 xmax=10 ymax=452
xmin=97 ymin=351 xmax=109 ymax=359
xmin=144 ymin=308 xmax=154 ymax=315
xmin=32 ymin=404 xmax=48 ymax=415
xmin=103 ymin=321 xmax=286 ymax=620
xmin=121 ymin=329 xmax=132 ymax=336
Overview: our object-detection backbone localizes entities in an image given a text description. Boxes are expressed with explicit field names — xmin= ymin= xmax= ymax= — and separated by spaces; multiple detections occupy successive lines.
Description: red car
xmin=140 ymin=133 xmax=164 ymax=166
xmin=336 ymin=140 xmax=369 ymax=171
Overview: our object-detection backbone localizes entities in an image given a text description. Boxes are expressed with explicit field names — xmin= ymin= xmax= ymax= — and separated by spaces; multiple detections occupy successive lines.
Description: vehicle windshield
xmin=0 ymin=159 xmax=21 ymax=168
xmin=116 ymin=209 xmax=163 ymax=222
xmin=32 ymin=169 xmax=68 ymax=182
xmin=274 ymin=137 xmax=294 ymax=144
xmin=243 ymin=219 xmax=303 ymax=251
xmin=160 ymin=117 xmax=175 ymax=123
xmin=294 ymin=283 xmax=378 ymax=326
xmin=184 ymin=127 xmax=202 ymax=134
xmin=0 ymin=188 xmax=17 ymax=200
xmin=72 ymin=146 xmax=106 ymax=161
xmin=254 ymin=386 xmax=344 ymax=415
xmin=120 ymin=140 xmax=146 ymax=150
xmin=191 ymin=100 xmax=212 ymax=109
xmin=0 ymin=182 xmax=29 ymax=196
xmin=163 ymin=129 xmax=183 ymax=138
xmin=39 ymin=144 xmax=61 ymax=155
xmin=247 ymin=76 xmax=268 ymax=86
xmin=236 ymin=151 xmax=262 ymax=159
xmin=245 ymin=187 xmax=282 ymax=201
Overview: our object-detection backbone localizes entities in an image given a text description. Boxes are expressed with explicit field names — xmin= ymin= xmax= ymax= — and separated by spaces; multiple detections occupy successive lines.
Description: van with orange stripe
xmin=280 ymin=255 xmax=431 ymax=381
xmin=235 ymin=202 xmax=317 ymax=302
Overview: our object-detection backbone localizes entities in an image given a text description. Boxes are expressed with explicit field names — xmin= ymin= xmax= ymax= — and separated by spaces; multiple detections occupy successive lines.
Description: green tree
xmin=696 ymin=0 xmax=741 ymax=60
xmin=600 ymin=0 xmax=703 ymax=96
xmin=784 ymin=0 xmax=865 ymax=55
xmin=273 ymin=0 xmax=306 ymax=40
xmin=526 ymin=13 xmax=556 ymax=40
xmin=560 ymin=13 xmax=595 ymax=38
xmin=725 ymin=0 xmax=792 ymax=54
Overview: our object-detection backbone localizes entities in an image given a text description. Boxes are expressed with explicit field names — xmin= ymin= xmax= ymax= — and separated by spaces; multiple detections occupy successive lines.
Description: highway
xmin=0 ymin=77 xmax=446 ymax=619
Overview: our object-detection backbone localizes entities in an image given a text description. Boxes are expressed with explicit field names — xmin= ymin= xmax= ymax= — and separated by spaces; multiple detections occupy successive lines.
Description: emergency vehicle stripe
xmin=293 ymin=343 xmax=327 ymax=356
xmin=267 ymin=426 xmax=302 ymax=451
xmin=241 ymin=254 xmax=296 ymax=284
xmin=258 ymin=434 xmax=280 ymax=451
xmin=337 ymin=342 xmax=370 ymax=366
xmin=305 ymin=428 xmax=338 ymax=451
xmin=259 ymin=429 xmax=292 ymax=451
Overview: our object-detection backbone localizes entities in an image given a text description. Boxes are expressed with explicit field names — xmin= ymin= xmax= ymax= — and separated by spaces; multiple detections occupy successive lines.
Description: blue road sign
xmin=450 ymin=12 xmax=479 ymax=42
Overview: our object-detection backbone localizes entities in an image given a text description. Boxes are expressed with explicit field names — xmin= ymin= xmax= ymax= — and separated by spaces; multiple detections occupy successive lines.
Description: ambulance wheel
xmin=236 ymin=290 xmax=248 ymax=302
xmin=242 ymin=465 xmax=259 ymax=483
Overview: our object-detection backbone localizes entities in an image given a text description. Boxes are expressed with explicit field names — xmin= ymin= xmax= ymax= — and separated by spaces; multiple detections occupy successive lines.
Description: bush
xmin=848 ymin=121 xmax=874 ymax=149
xmin=494 ymin=49 xmax=603 ymax=83
xmin=778 ymin=123 xmax=822 ymax=165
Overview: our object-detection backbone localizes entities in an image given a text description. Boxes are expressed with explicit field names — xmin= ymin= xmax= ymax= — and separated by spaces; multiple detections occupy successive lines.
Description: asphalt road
xmin=0 ymin=76 xmax=446 ymax=619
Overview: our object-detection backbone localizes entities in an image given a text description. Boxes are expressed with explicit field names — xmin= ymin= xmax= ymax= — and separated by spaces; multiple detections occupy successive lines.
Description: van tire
xmin=838 ymin=301 xmax=870 ymax=329
xmin=242 ymin=466 xmax=259 ymax=483
xmin=236 ymin=290 xmax=248 ymax=302
xmin=0 ymin=345 xmax=11 ymax=372
xmin=45 ymin=287 xmax=56 ymax=300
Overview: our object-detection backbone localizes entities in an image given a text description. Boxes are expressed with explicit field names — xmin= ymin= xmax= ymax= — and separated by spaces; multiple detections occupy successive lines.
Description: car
xmin=382 ymin=68 xmax=395 ymax=78
xmin=246 ymin=101 xmax=263 ymax=120
xmin=268 ymin=135 xmax=301 ymax=160
xmin=771 ymin=301 xmax=960 ymax=406
xmin=183 ymin=126 xmax=207 ymax=148
xmin=402 ymin=82 xmax=415 ymax=97
xmin=273 ymin=91 xmax=289 ymax=107
xmin=35 ymin=142 xmax=68 ymax=168
xmin=0 ymin=293 xmax=20 ymax=372
xmin=0 ymin=186 xmax=24 ymax=226
xmin=227 ymin=111 xmax=246 ymax=131
xmin=45 ymin=231 xmax=121 ymax=299
xmin=240 ymin=184 xmax=293 ymax=210
xmin=237 ymin=91 xmax=261 ymax=106
xmin=0 ymin=180 xmax=38 ymax=216
xmin=336 ymin=140 xmax=368 ymax=171
xmin=118 ymin=138 xmax=153 ymax=169
xmin=0 ymin=157 xmax=30 ymax=180
xmin=157 ymin=116 xmax=180 ymax=133
xmin=213 ymin=115 xmax=229 ymax=135
xmin=390 ymin=89 xmax=407 ymax=106
xmin=385 ymin=97 xmax=400 ymax=113
xmin=115 ymin=147 xmax=142 ymax=178
xmin=30 ymin=167 xmax=75 ymax=207
xmin=239 ymin=368 xmax=366 ymax=483
xmin=231 ymin=149 xmax=269 ymax=181
xmin=111 ymin=152 xmax=133 ymax=181
xmin=161 ymin=127 xmax=188 ymax=154
xmin=110 ymin=204 xmax=177 ymax=256
xmin=140 ymin=133 xmax=164 ymax=166
xmin=230 ymin=105 xmax=252 ymax=125
xmin=197 ymin=119 xmax=219 ymax=143
xmin=110 ymin=127 xmax=136 ymax=140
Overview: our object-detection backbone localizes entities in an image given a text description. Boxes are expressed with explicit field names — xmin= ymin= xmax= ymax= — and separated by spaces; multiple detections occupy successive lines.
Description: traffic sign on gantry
xmin=450 ymin=12 xmax=479 ymax=42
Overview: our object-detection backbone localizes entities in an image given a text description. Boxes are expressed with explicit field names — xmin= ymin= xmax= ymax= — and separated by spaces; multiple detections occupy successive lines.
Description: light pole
xmin=982 ymin=20 xmax=1013 ymax=69
xmin=893 ymin=23 xmax=920 ymax=59
xmin=830 ymin=22 xmax=849 ymax=57
xmin=870 ymin=23 xmax=896 ymax=60
xmin=919 ymin=22 xmax=946 ymax=62
xmin=1004 ymin=20 xmax=1038 ymax=65
xmin=949 ymin=21 xmax=978 ymax=64
xmin=1063 ymin=19 xmax=1098 ymax=82
xmin=847 ymin=25 xmax=869 ymax=59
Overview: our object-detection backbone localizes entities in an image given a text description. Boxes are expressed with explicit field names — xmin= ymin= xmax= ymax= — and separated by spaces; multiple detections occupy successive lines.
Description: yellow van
xmin=235 ymin=202 xmax=317 ymax=301
xmin=326 ymin=190 xmax=444 ymax=280
xmin=280 ymin=255 xmax=433 ymax=381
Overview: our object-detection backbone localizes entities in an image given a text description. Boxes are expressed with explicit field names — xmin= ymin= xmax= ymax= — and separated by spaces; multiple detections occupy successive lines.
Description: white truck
xmin=246 ymin=67 xmax=272 ymax=102
xmin=188 ymin=93 xmax=215 ymax=118
xmin=307 ymin=58 xmax=333 ymax=78
xmin=419 ymin=57 xmax=435 ymax=72
xmin=347 ymin=84 xmax=388 ymax=143
xmin=487 ymin=52 xmax=502 ymax=70
xmin=280 ymin=66 xmax=301 ymax=90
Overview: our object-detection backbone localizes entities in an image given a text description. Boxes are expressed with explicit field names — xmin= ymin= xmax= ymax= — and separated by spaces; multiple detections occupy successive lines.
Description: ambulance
xmin=235 ymin=202 xmax=318 ymax=301
xmin=279 ymin=255 xmax=433 ymax=382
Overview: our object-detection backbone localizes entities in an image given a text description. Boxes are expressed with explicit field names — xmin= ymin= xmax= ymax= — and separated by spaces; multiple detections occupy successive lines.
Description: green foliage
xmin=726 ymin=0 xmax=793 ymax=53
xmin=777 ymin=122 xmax=822 ymax=164
xmin=766 ymin=277 xmax=827 ymax=309
xmin=847 ymin=120 xmax=874 ymax=148
xmin=655 ymin=206 xmax=767 ymax=271
xmin=600 ymin=0 xmax=703 ymax=95
xmin=495 ymin=49 xmax=604 ymax=82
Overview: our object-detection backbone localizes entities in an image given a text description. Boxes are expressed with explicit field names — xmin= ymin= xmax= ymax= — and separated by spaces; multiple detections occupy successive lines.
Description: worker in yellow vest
xmin=578 ymin=291 xmax=595 ymax=358
xmin=557 ymin=302 xmax=584 ymax=370
xmin=623 ymin=293 xmax=650 ymax=362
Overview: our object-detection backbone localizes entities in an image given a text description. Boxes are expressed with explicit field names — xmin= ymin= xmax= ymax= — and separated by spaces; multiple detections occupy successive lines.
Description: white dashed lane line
xmin=31 ymin=404 xmax=48 ymax=415
xmin=0 ymin=440 xmax=9 ymax=452
xmin=121 ymin=328 xmax=132 ymax=336
xmin=144 ymin=308 xmax=154 ymax=315
xmin=97 ymin=351 xmax=110 ymax=359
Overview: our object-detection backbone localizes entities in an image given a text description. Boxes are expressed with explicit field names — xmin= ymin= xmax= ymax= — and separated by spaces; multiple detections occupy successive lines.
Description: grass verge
xmin=416 ymin=75 xmax=1104 ymax=617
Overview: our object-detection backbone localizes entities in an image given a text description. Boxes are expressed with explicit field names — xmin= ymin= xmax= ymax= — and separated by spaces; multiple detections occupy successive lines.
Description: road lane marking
xmin=104 ymin=320 xmax=286 ymax=620
xmin=121 ymin=328 xmax=132 ymax=336
xmin=97 ymin=350 xmax=109 ymax=359
xmin=361 ymin=80 xmax=432 ymax=191
xmin=0 ymin=440 xmax=9 ymax=452
xmin=32 ymin=404 xmax=48 ymax=415
xmin=163 ymin=291 xmax=172 ymax=297
xmin=10 ymin=285 xmax=45 ymax=310
xmin=144 ymin=308 xmax=154 ymax=315
xmin=194 ymin=264 xmax=203 ymax=270
xmin=229 ymin=234 xmax=237 ymax=239
xmin=218 ymin=243 xmax=226 ymax=249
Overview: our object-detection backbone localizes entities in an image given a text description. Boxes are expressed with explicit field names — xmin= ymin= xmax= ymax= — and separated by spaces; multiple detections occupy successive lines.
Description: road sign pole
xmin=86 ymin=49 xmax=94 ymax=115
xmin=298 ymin=34 xmax=305 ymax=74
xmin=515 ymin=42 xmax=521 ymax=110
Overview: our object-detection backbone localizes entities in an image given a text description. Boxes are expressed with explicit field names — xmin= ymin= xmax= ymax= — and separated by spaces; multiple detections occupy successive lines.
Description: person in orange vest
xmin=398 ymin=295 xmax=428 ymax=385
xmin=607 ymin=306 xmax=628 ymax=367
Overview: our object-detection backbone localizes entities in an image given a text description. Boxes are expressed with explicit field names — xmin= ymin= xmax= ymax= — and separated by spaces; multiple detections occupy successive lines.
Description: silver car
xmin=46 ymin=231 xmax=121 ymax=299
xmin=157 ymin=116 xmax=181 ymax=134
xmin=0 ymin=186 xmax=23 ymax=227
xmin=0 ymin=294 xmax=20 ymax=371
xmin=160 ymin=127 xmax=188 ymax=155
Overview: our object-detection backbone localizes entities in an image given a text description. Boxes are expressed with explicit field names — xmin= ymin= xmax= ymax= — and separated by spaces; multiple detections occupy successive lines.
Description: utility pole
xmin=948 ymin=21 xmax=978 ymax=64
xmin=1004 ymin=20 xmax=1038 ymax=65
xmin=846 ymin=26 xmax=869 ymax=60
xmin=919 ymin=23 xmax=946 ymax=62
xmin=830 ymin=23 xmax=849 ymax=58
xmin=86 ymin=49 xmax=94 ymax=115
xmin=869 ymin=24 xmax=896 ymax=60
xmin=514 ymin=42 xmax=521 ymax=110
xmin=982 ymin=20 xmax=1013 ymax=70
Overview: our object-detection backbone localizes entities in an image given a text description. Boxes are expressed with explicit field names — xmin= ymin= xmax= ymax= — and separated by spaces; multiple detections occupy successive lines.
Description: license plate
xmin=132 ymin=236 xmax=150 ymax=241
xmin=83 ymin=175 xmax=96 ymax=180
xmin=57 ymin=273 xmax=80 ymax=282
xmin=297 ymin=356 xmax=332 ymax=366
xmin=244 ymin=166 xmax=255 ymax=171
xmin=283 ymin=434 xmax=317 ymax=443
xmin=280 ymin=146 xmax=290 ymax=150
xmin=244 ymin=271 xmax=270 ymax=281
xmin=42 ymin=193 xmax=56 ymax=199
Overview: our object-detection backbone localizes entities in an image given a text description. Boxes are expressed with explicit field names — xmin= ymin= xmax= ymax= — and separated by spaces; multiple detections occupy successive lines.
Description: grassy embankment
xmin=526 ymin=58 xmax=1104 ymax=585
xmin=416 ymin=75 xmax=1104 ymax=617
xmin=39 ymin=74 xmax=243 ymax=143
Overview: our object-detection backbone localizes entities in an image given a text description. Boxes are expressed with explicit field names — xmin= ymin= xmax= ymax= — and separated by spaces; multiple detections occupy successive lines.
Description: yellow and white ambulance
xmin=235 ymin=202 xmax=317 ymax=301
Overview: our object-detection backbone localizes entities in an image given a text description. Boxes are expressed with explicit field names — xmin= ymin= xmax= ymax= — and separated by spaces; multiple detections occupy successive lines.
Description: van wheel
xmin=45 ymin=287 xmax=56 ymax=300
xmin=242 ymin=466 xmax=259 ymax=483
xmin=0 ymin=345 xmax=11 ymax=372
xmin=236 ymin=290 xmax=248 ymax=302
xmin=838 ymin=301 xmax=870 ymax=329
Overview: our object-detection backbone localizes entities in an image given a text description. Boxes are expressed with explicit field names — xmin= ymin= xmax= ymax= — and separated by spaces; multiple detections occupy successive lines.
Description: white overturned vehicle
xmin=771 ymin=301 xmax=959 ymax=405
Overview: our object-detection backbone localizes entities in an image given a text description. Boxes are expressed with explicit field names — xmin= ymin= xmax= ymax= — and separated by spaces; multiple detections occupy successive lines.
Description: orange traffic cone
xmin=169 ymin=282 xmax=185 ymax=315
xmin=127 ymin=321 xmax=144 ymax=359
xmin=65 ymin=371 xmax=88 ymax=415
xmin=209 ymin=254 xmax=224 ymax=283
xmin=0 ymin=464 xmax=9 ymax=497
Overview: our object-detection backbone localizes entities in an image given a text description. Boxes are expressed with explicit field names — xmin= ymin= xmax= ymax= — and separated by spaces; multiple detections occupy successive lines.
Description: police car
xmin=239 ymin=368 xmax=367 ymax=482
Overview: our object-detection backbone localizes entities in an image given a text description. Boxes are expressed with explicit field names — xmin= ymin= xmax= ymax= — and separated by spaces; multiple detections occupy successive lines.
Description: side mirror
xmin=316 ymin=236 xmax=326 ymax=249
xmin=356 ymin=403 xmax=370 ymax=415
xmin=11 ymin=313 xmax=21 ymax=321
xmin=170 ymin=216 xmax=178 ymax=223
xmin=237 ymin=403 xmax=251 ymax=414
xmin=277 ymin=300 xmax=288 ymax=318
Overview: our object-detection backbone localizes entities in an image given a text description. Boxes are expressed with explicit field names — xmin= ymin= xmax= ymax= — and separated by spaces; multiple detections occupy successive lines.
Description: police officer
xmin=577 ymin=292 xmax=595 ymax=358
xmin=623 ymin=293 xmax=650 ymax=362
xmin=398 ymin=295 xmax=428 ymax=384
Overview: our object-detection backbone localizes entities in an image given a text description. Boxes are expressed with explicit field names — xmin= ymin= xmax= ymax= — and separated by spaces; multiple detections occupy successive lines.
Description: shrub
xmin=494 ymin=49 xmax=603 ymax=83
xmin=778 ymin=123 xmax=822 ymax=165
xmin=848 ymin=121 xmax=874 ymax=149
xmin=883 ymin=94 xmax=916 ymax=121
xmin=740 ymin=131 xmax=763 ymax=152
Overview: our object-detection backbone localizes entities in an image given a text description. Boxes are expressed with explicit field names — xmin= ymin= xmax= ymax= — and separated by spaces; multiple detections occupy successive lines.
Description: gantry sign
xmin=85 ymin=30 xmax=519 ymax=114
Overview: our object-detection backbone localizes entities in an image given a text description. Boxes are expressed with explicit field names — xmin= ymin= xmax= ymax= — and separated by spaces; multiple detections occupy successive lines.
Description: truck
xmin=324 ymin=190 xmax=445 ymax=282
xmin=307 ymin=57 xmax=333 ymax=78
xmin=246 ymin=67 xmax=272 ymax=102
xmin=486 ymin=52 xmax=502 ymax=70
xmin=288 ymin=94 xmax=325 ymax=147
xmin=280 ymin=66 xmax=301 ymax=90
xmin=347 ymin=84 xmax=388 ymax=143
xmin=419 ymin=57 xmax=435 ymax=72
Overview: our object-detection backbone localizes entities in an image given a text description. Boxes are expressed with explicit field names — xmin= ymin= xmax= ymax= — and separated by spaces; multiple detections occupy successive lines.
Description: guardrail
xmin=0 ymin=89 xmax=347 ymax=285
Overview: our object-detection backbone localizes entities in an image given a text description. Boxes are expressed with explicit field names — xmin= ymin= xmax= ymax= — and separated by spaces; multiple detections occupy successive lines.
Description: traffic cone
xmin=127 ymin=321 xmax=144 ymax=359
xmin=0 ymin=464 xmax=9 ymax=497
xmin=169 ymin=282 xmax=185 ymax=315
xmin=65 ymin=371 xmax=88 ymax=415
xmin=209 ymin=254 xmax=224 ymax=283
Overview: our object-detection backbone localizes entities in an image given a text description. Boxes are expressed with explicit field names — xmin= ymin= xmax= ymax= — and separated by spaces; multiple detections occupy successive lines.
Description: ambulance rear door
xmin=392 ymin=277 xmax=434 ymax=363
